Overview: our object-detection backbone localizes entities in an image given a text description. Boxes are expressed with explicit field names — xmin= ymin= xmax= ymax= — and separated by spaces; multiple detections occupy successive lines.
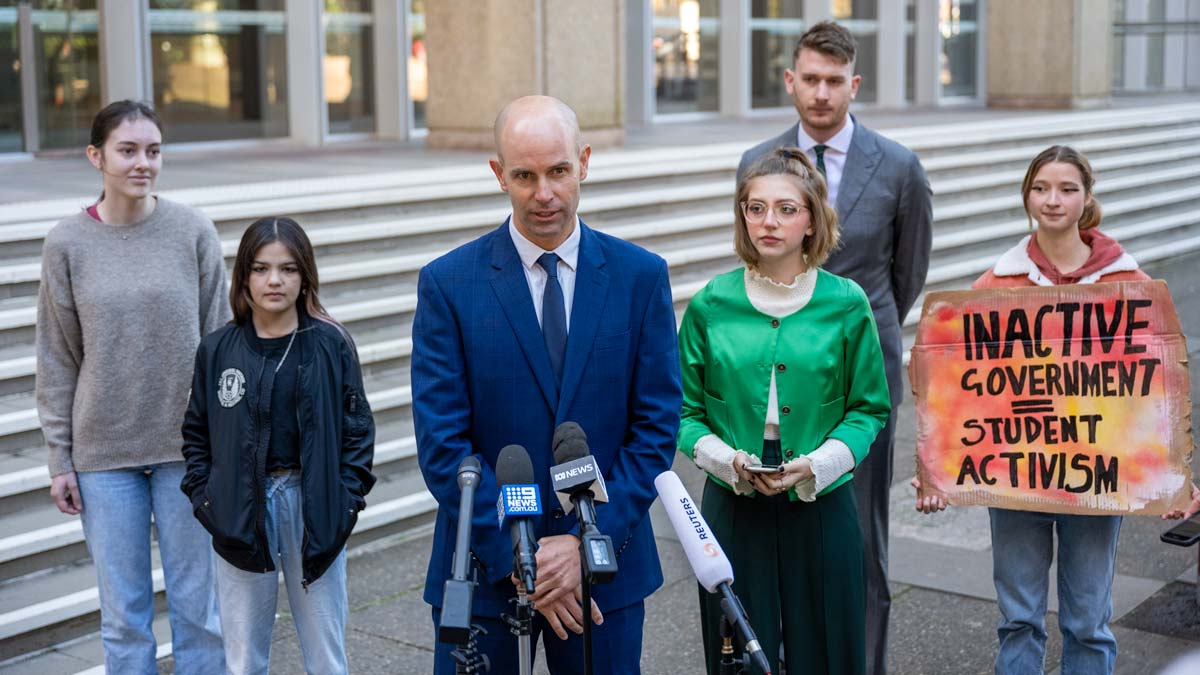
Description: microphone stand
xmin=581 ymin=562 xmax=594 ymax=675
xmin=571 ymin=494 xmax=617 ymax=675
xmin=719 ymin=614 xmax=744 ymax=675
xmin=503 ymin=587 xmax=534 ymax=675
xmin=449 ymin=617 xmax=490 ymax=674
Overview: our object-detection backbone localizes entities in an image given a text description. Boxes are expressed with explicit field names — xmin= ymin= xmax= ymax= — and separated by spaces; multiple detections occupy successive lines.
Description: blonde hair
xmin=734 ymin=147 xmax=840 ymax=268
xmin=1021 ymin=145 xmax=1102 ymax=231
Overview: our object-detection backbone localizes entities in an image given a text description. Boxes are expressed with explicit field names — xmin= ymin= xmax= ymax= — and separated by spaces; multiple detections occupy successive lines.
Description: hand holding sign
xmin=910 ymin=281 xmax=1193 ymax=516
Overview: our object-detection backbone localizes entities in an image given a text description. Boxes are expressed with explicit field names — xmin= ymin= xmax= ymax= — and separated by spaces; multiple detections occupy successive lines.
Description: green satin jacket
xmin=677 ymin=267 xmax=892 ymax=498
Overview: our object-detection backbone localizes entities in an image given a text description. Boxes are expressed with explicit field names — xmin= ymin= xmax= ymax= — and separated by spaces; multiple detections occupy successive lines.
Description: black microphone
xmin=550 ymin=422 xmax=617 ymax=584
xmin=496 ymin=445 xmax=543 ymax=595
xmin=438 ymin=456 xmax=482 ymax=645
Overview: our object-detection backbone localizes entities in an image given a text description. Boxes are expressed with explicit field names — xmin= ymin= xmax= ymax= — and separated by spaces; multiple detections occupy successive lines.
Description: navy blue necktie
xmin=537 ymin=252 xmax=567 ymax=386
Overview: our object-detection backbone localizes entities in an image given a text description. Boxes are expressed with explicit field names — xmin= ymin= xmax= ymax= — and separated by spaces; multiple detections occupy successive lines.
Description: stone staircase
xmin=1 ymin=102 xmax=1199 ymax=670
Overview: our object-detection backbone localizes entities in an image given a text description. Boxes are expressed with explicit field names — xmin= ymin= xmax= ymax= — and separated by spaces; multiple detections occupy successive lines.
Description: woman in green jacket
xmin=678 ymin=147 xmax=891 ymax=675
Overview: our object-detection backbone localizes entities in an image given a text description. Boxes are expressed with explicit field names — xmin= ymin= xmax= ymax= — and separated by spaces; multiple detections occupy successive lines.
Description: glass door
xmin=32 ymin=0 xmax=99 ymax=150
xmin=324 ymin=0 xmax=374 ymax=134
xmin=0 ymin=2 xmax=22 ymax=152
xmin=148 ymin=0 xmax=289 ymax=143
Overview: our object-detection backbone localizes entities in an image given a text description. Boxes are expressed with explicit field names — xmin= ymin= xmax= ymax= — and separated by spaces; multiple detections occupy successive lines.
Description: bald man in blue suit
xmin=412 ymin=95 xmax=682 ymax=675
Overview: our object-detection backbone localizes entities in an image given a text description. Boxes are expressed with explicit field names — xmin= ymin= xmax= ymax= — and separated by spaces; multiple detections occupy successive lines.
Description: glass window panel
xmin=750 ymin=0 xmax=804 ymax=109
xmin=853 ymin=33 xmax=876 ymax=103
xmin=832 ymin=0 xmax=877 ymax=103
xmin=33 ymin=0 xmax=99 ymax=150
xmin=1113 ymin=0 xmax=1200 ymax=93
xmin=833 ymin=0 xmax=877 ymax=20
xmin=1146 ymin=32 xmax=1165 ymax=88
xmin=0 ymin=2 xmax=21 ymax=152
xmin=939 ymin=0 xmax=977 ymax=98
xmin=149 ymin=0 xmax=288 ymax=143
xmin=409 ymin=0 xmax=425 ymax=129
xmin=653 ymin=0 xmax=719 ymax=114
xmin=325 ymin=0 xmax=374 ymax=134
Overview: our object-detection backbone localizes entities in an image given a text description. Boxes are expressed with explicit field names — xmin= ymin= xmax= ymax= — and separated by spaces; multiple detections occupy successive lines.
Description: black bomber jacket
xmin=180 ymin=312 xmax=376 ymax=585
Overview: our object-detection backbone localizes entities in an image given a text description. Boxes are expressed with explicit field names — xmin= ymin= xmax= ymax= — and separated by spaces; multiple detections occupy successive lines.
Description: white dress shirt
xmin=508 ymin=217 xmax=580 ymax=331
xmin=796 ymin=116 xmax=855 ymax=206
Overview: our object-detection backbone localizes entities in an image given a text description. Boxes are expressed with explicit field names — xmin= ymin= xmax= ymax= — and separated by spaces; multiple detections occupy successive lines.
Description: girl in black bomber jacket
xmin=180 ymin=217 xmax=375 ymax=675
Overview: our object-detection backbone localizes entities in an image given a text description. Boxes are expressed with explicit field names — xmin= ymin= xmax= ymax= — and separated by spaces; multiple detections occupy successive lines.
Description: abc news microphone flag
xmin=909 ymin=280 xmax=1193 ymax=515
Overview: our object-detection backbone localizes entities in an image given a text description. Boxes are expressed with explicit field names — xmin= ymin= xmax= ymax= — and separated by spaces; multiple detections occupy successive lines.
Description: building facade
xmin=0 ymin=0 xmax=1195 ymax=155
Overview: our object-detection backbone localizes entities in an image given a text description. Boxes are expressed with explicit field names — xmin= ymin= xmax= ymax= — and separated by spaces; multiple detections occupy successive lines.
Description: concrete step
xmin=0 ymin=416 xmax=417 ymax=582
xmin=2 ymin=101 xmax=1200 ymax=666
xmin=930 ymin=143 xmax=1200 ymax=206
xmin=1 ymin=103 xmax=1196 ymax=248
xmin=0 ymin=173 xmax=1193 ymax=457
xmin=0 ymin=150 xmax=1192 ymax=358
xmin=0 ymin=467 xmax=436 ymax=657
xmin=919 ymin=124 xmax=1200 ymax=178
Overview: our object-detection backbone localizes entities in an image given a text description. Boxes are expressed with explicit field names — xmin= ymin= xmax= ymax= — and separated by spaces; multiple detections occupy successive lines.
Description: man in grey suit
xmin=738 ymin=21 xmax=932 ymax=675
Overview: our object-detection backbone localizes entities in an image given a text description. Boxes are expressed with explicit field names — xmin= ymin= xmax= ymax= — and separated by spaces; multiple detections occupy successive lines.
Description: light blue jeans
xmin=76 ymin=461 xmax=224 ymax=675
xmin=989 ymin=508 xmax=1122 ymax=675
xmin=214 ymin=470 xmax=348 ymax=675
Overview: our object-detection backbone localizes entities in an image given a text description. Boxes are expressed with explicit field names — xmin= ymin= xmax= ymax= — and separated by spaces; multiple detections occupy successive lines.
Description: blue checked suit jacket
xmin=412 ymin=220 xmax=683 ymax=617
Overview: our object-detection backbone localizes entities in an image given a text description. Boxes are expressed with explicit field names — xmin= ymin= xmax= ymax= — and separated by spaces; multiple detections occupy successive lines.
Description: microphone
xmin=654 ymin=471 xmax=772 ymax=675
xmin=496 ymin=445 xmax=542 ymax=594
xmin=550 ymin=422 xmax=610 ymax=512
xmin=550 ymin=422 xmax=617 ymax=584
xmin=438 ymin=456 xmax=482 ymax=645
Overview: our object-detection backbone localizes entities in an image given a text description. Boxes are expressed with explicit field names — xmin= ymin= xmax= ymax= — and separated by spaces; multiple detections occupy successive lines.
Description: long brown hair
xmin=734 ymin=147 xmax=840 ymax=268
xmin=230 ymin=218 xmax=347 ymax=339
xmin=1021 ymin=145 xmax=1102 ymax=231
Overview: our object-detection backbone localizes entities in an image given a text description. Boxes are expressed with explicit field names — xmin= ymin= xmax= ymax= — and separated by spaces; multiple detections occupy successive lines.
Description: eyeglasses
xmin=740 ymin=201 xmax=809 ymax=225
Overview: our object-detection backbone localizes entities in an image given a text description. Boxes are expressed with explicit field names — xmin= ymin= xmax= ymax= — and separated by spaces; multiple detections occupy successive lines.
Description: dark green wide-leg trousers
xmin=698 ymin=463 xmax=866 ymax=675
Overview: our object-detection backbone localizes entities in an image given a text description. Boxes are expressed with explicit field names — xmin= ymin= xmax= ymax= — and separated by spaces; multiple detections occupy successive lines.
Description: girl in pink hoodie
xmin=916 ymin=146 xmax=1199 ymax=674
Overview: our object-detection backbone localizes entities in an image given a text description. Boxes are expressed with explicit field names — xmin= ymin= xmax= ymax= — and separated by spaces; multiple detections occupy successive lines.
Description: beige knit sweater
xmin=36 ymin=197 xmax=231 ymax=476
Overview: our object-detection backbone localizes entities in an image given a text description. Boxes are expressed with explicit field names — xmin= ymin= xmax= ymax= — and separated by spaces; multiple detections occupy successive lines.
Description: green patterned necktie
xmin=813 ymin=144 xmax=828 ymax=177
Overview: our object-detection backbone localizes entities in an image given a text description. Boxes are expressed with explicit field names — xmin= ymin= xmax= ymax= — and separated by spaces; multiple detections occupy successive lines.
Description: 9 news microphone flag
xmin=496 ymin=445 xmax=542 ymax=594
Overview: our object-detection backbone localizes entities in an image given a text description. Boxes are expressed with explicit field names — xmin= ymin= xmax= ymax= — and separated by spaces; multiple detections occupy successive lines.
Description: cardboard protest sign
xmin=910 ymin=280 xmax=1193 ymax=515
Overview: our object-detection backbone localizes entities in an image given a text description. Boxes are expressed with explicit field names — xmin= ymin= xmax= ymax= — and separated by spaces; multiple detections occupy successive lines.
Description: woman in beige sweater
xmin=36 ymin=101 xmax=229 ymax=674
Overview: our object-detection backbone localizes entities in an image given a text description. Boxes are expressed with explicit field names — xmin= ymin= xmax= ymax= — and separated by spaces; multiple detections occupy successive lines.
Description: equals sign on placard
xmin=1011 ymin=399 xmax=1054 ymax=415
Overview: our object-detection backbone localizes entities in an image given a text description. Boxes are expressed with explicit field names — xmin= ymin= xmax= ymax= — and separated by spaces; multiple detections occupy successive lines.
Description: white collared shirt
xmin=796 ymin=116 xmax=855 ymax=207
xmin=508 ymin=217 xmax=580 ymax=331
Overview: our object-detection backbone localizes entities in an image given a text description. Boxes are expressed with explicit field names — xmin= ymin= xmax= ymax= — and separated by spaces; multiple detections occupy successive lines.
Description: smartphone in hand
xmin=745 ymin=464 xmax=785 ymax=475
xmin=1161 ymin=516 xmax=1200 ymax=547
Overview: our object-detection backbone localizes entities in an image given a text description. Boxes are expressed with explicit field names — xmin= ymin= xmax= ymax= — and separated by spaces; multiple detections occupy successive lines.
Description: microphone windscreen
xmin=495 ymin=445 xmax=534 ymax=487
xmin=457 ymin=455 xmax=482 ymax=475
xmin=654 ymin=471 xmax=733 ymax=593
xmin=552 ymin=422 xmax=588 ymax=462
xmin=553 ymin=437 xmax=589 ymax=464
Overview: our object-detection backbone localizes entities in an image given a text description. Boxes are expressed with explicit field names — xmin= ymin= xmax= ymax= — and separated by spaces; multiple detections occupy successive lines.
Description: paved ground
xmin=142 ymin=251 xmax=1199 ymax=675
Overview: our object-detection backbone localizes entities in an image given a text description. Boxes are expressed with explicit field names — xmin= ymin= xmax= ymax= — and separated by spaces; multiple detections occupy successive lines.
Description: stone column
xmin=986 ymin=0 xmax=1112 ymax=109
xmin=372 ymin=0 xmax=410 ymax=139
xmin=285 ymin=0 xmax=325 ymax=145
xmin=718 ymin=0 xmax=749 ymax=118
xmin=424 ymin=0 xmax=625 ymax=150
xmin=876 ymin=0 xmax=905 ymax=108
xmin=98 ymin=0 xmax=151 ymax=104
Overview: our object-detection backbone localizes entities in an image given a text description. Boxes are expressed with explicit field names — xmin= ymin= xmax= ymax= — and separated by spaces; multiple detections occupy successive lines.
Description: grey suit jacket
xmin=738 ymin=118 xmax=933 ymax=408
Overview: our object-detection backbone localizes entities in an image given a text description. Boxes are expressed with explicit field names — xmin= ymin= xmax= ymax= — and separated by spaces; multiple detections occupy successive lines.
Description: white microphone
xmin=654 ymin=471 xmax=773 ymax=675
xmin=653 ymin=470 xmax=732 ymax=592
